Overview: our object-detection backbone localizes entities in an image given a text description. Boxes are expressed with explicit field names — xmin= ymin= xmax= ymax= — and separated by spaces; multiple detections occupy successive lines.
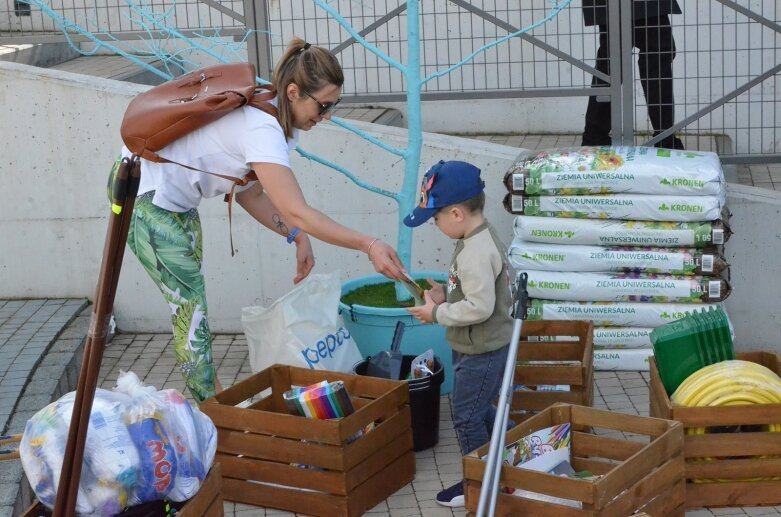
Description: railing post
xmin=243 ymin=0 xmax=273 ymax=81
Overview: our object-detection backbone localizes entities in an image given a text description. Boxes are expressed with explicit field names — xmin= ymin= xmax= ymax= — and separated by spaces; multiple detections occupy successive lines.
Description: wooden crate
xmin=510 ymin=321 xmax=594 ymax=423
xmin=23 ymin=463 xmax=224 ymax=516
xmin=650 ymin=351 xmax=781 ymax=508
xmin=464 ymin=403 xmax=685 ymax=516
xmin=200 ymin=364 xmax=415 ymax=517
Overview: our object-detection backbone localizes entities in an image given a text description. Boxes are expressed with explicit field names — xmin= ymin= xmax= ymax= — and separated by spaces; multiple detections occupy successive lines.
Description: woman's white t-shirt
xmin=124 ymin=101 xmax=299 ymax=212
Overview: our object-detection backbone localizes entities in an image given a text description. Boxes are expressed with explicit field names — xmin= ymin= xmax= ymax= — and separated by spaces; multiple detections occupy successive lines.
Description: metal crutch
xmin=52 ymin=156 xmax=141 ymax=517
xmin=475 ymin=272 xmax=528 ymax=517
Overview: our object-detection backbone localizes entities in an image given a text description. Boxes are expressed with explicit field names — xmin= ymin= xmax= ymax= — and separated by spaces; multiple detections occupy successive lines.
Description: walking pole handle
xmin=512 ymin=272 xmax=529 ymax=320
xmin=476 ymin=272 xmax=528 ymax=517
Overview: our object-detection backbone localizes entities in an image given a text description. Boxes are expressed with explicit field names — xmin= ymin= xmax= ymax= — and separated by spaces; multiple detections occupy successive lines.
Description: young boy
xmin=404 ymin=160 xmax=513 ymax=508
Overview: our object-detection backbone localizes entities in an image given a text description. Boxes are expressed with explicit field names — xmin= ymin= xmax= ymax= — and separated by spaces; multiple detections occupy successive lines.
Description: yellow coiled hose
xmin=671 ymin=360 xmax=781 ymax=483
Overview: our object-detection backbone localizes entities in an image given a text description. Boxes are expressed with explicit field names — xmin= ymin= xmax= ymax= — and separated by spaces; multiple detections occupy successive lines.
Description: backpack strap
xmin=248 ymin=86 xmax=280 ymax=118
xmin=153 ymin=87 xmax=280 ymax=256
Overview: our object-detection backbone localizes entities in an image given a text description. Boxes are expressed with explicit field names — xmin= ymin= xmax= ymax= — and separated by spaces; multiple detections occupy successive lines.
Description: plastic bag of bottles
xmin=20 ymin=371 xmax=216 ymax=516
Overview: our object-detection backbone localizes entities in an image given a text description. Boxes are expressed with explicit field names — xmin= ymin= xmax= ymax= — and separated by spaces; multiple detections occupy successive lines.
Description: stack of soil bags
xmin=504 ymin=146 xmax=732 ymax=370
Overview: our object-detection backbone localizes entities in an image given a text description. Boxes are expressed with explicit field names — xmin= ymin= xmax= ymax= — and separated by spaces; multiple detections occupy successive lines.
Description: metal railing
xmin=1 ymin=0 xmax=778 ymax=163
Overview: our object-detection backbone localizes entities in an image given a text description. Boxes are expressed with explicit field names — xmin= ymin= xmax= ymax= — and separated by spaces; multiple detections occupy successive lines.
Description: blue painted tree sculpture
xmin=28 ymin=0 xmax=571 ymax=298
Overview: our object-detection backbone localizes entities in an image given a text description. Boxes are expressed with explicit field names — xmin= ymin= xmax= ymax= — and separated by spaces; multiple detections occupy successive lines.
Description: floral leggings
xmin=127 ymin=188 xmax=217 ymax=403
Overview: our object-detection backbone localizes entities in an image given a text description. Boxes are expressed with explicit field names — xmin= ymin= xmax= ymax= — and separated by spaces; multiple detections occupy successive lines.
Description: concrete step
xmin=332 ymin=105 xmax=405 ymax=128
xmin=0 ymin=42 xmax=80 ymax=67
xmin=49 ymin=54 xmax=170 ymax=85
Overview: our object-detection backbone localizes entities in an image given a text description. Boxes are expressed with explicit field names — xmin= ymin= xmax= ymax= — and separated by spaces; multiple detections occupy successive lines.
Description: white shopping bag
xmin=241 ymin=271 xmax=362 ymax=373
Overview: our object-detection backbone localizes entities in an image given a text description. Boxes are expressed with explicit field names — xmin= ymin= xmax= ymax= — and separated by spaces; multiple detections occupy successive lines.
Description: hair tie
xmin=300 ymin=42 xmax=311 ymax=52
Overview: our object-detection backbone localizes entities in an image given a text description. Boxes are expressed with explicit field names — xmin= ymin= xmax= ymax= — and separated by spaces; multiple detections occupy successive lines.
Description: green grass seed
xmin=341 ymin=280 xmax=436 ymax=308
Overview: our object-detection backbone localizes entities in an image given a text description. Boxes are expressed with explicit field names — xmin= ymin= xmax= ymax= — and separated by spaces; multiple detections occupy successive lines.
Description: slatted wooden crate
xmin=200 ymin=364 xmax=415 ymax=517
xmin=650 ymin=351 xmax=781 ymax=508
xmin=23 ymin=463 xmax=224 ymax=516
xmin=464 ymin=403 xmax=685 ymax=516
xmin=510 ymin=321 xmax=594 ymax=423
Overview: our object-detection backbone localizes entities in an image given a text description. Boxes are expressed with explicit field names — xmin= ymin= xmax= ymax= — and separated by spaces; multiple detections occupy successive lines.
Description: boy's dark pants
xmin=451 ymin=344 xmax=510 ymax=456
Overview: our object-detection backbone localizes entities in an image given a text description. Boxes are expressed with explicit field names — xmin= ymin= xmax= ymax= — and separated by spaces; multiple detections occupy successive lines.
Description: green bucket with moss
xmin=339 ymin=272 xmax=453 ymax=394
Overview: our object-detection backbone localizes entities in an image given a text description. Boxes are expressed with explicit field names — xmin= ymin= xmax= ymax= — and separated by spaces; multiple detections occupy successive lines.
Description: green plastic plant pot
xmin=339 ymin=272 xmax=453 ymax=394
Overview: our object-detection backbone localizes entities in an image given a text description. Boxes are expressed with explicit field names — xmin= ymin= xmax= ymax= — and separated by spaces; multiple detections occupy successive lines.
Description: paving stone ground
xmin=3 ymin=304 xmax=781 ymax=516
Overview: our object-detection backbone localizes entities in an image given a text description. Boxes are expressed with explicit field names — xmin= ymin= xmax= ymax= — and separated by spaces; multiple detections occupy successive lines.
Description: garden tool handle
xmin=390 ymin=321 xmax=405 ymax=353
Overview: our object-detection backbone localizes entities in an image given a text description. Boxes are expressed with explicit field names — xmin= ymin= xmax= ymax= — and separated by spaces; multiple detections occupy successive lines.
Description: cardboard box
xmin=23 ymin=463 xmax=224 ymax=517
xmin=511 ymin=321 xmax=594 ymax=423
xmin=464 ymin=403 xmax=685 ymax=516
xmin=650 ymin=351 xmax=781 ymax=508
xmin=200 ymin=364 xmax=415 ymax=517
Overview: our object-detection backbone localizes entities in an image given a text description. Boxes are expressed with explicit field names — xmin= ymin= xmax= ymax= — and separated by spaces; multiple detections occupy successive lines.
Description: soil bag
xmin=530 ymin=327 xmax=655 ymax=349
xmin=504 ymin=193 xmax=725 ymax=222
xmin=504 ymin=146 xmax=724 ymax=196
xmin=525 ymin=299 xmax=727 ymax=327
xmin=512 ymin=215 xmax=730 ymax=248
xmin=508 ymin=238 xmax=727 ymax=276
xmin=519 ymin=270 xmax=730 ymax=303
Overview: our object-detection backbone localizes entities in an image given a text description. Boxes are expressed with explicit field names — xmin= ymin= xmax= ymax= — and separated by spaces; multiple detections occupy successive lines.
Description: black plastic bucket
xmin=354 ymin=354 xmax=445 ymax=451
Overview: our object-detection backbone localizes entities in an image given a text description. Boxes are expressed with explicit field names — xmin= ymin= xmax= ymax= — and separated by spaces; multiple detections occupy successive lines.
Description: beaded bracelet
xmin=286 ymin=227 xmax=301 ymax=244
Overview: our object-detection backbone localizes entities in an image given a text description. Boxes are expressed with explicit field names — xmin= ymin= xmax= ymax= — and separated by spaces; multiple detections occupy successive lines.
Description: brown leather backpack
xmin=121 ymin=61 xmax=277 ymax=166
xmin=119 ymin=62 xmax=279 ymax=254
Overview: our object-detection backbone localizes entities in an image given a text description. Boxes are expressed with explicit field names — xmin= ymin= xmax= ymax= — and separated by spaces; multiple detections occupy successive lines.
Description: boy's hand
xmin=425 ymin=277 xmax=446 ymax=304
xmin=407 ymin=290 xmax=438 ymax=324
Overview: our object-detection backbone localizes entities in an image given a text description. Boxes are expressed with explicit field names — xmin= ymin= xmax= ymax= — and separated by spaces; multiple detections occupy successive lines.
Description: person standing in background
xmin=581 ymin=0 xmax=685 ymax=149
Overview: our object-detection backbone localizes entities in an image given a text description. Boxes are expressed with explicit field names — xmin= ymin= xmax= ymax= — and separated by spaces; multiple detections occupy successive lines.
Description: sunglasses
xmin=301 ymin=89 xmax=342 ymax=116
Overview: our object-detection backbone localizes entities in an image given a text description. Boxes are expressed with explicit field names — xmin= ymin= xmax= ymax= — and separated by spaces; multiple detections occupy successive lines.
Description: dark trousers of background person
xmin=582 ymin=15 xmax=684 ymax=150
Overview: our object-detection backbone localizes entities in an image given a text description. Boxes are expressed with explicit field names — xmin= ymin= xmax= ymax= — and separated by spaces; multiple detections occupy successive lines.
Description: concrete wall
xmin=1 ymin=61 xmax=779 ymax=351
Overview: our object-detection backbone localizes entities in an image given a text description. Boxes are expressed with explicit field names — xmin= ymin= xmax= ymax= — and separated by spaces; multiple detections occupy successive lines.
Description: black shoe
xmin=436 ymin=481 xmax=465 ymax=507
xmin=653 ymin=132 xmax=685 ymax=150
xmin=581 ymin=135 xmax=612 ymax=147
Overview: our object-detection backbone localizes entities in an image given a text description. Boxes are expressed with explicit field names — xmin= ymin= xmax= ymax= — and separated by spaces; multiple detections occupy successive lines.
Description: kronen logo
xmin=658 ymin=203 xmax=704 ymax=213
xmin=523 ymin=252 xmax=565 ymax=262
xmin=530 ymin=229 xmax=576 ymax=238
xmin=659 ymin=178 xmax=706 ymax=188
xmin=530 ymin=280 xmax=571 ymax=290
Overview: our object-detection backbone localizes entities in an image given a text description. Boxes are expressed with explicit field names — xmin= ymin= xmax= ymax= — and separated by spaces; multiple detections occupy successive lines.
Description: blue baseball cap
xmin=403 ymin=160 xmax=485 ymax=227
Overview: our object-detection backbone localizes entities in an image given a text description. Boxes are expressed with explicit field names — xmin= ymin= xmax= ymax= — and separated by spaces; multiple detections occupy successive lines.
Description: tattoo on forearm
xmin=272 ymin=213 xmax=289 ymax=236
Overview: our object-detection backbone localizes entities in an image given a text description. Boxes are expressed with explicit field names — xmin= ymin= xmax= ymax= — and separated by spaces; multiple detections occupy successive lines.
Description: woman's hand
xmin=293 ymin=233 xmax=315 ymax=284
xmin=407 ymin=291 xmax=437 ymax=324
xmin=367 ymin=239 xmax=406 ymax=280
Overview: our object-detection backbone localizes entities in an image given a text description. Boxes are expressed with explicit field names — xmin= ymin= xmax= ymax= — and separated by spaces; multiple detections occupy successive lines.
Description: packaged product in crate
xmin=199 ymin=365 xmax=414 ymax=517
xmin=283 ymin=380 xmax=356 ymax=419
xmin=504 ymin=146 xmax=724 ymax=196
xmin=463 ymin=404 xmax=685 ymax=516
xmin=650 ymin=352 xmax=781 ymax=508
xmin=505 ymin=321 xmax=593 ymax=420
xmin=513 ymin=215 xmax=730 ymax=248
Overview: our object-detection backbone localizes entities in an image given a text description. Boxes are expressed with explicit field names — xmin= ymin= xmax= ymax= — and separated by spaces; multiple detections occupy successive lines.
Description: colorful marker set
xmin=283 ymin=380 xmax=356 ymax=420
